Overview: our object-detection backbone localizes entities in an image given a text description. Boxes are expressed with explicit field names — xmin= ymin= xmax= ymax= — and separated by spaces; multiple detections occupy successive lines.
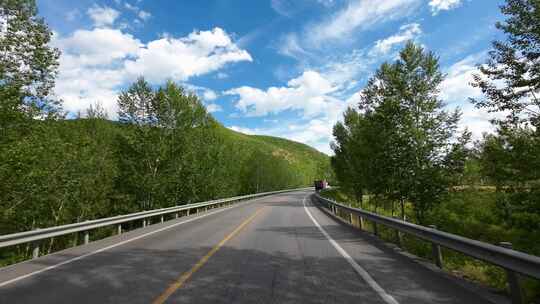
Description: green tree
xmin=471 ymin=0 xmax=540 ymax=240
xmin=116 ymin=79 xmax=211 ymax=210
xmin=333 ymin=42 xmax=468 ymax=223
xmin=471 ymin=0 xmax=540 ymax=128
xmin=0 ymin=0 xmax=60 ymax=128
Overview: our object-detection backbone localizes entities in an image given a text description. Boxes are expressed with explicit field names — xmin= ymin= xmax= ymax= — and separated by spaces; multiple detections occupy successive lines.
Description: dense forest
xmin=0 ymin=0 xmax=331 ymax=263
xmin=328 ymin=0 xmax=540 ymax=300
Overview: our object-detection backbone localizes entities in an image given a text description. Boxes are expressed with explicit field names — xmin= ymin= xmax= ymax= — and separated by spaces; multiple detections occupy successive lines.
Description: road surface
xmin=0 ymin=190 xmax=495 ymax=303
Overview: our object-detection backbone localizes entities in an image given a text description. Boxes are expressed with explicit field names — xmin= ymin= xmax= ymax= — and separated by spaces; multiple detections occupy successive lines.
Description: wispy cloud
xmin=306 ymin=0 xmax=421 ymax=47
xmin=372 ymin=23 xmax=422 ymax=55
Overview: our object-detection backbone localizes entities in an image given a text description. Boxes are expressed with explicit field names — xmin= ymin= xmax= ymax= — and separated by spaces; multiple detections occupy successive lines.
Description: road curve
xmin=0 ymin=190 xmax=495 ymax=303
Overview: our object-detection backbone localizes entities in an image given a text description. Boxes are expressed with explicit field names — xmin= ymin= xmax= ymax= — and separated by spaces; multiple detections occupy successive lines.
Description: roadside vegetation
xmin=327 ymin=0 xmax=540 ymax=300
xmin=0 ymin=0 xmax=331 ymax=265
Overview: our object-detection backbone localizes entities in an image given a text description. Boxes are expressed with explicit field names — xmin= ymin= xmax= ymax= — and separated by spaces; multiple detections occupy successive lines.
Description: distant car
xmin=314 ymin=180 xmax=328 ymax=191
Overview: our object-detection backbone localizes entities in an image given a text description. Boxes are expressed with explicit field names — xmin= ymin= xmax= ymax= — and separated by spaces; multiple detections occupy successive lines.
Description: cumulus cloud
xmin=372 ymin=23 xmax=422 ymax=55
xmin=124 ymin=28 xmax=252 ymax=83
xmin=87 ymin=5 xmax=120 ymax=27
xmin=429 ymin=0 xmax=462 ymax=15
xmin=53 ymin=28 xmax=141 ymax=66
xmin=226 ymin=70 xmax=339 ymax=117
xmin=52 ymin=27 xmax=251 ymax=117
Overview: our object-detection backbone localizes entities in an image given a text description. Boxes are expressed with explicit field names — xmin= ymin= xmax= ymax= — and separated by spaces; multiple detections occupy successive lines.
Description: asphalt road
xmin=0 ymin=190 xmax=496 ymax=303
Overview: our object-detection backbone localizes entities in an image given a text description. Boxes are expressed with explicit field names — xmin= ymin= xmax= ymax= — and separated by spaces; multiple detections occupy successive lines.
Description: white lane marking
xmin=0 ymin=195 xmax=274 ymax=288
xmin=302 ymin=195 xmax=400 ymax=304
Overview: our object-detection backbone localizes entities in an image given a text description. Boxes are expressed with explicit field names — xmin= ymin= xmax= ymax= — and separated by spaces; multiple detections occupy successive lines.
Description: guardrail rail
xmin=314 ymin=193 xmax=540 ymax=304
xmin=0 ymin=188 xmax=311 ymax=262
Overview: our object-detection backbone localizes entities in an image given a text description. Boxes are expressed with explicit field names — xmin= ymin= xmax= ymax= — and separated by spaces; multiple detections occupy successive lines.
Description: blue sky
xmin=38 ymin=0 xmax=506 ymax=154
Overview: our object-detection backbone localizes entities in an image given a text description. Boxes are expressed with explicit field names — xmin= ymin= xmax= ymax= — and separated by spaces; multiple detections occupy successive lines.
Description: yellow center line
xmin=152 ymin=207 xmax=266 ymax=304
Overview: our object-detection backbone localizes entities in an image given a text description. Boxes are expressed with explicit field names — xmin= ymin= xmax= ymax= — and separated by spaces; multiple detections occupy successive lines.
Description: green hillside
xmin=216 ymin=125 xmax=331 ymax=189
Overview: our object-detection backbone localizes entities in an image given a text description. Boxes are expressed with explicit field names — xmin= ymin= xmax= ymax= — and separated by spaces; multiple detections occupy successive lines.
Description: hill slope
xmin=214 ymin=123 xmax=332 ymax=193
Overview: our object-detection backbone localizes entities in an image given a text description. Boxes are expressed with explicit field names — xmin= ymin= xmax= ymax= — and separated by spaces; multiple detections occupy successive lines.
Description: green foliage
xmin=471 ymin=0 xmax=540 ymax=128
xmin=332 ymin=42 xmax=469 ymax=223
xmin=0 ymin=0 xmax=61 ymax=127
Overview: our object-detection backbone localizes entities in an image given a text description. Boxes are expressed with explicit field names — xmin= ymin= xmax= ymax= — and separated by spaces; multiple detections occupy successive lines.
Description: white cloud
xmin=226 ymin=70 xmax=338 ymax=117
xmin=206 ymin=103 xmax=223 ymax=113
xmin=203 ymin=90 xmax=218 ymax=101
xmin=372 ymin=23 xmax=422 ymax=55
xmin=439 ymin=53 xmax=484 ymax=104
xmin=429 ymin=0 xmax=462 ymax=15
xmin=124 ymin=28 xmax=252 ymax=83
xmin=124 ymin=2 xmax=152 ymax=21
xmin=52 ymin=27 xmax=251 ymax=118
xmin=87 ymin=5 xmax=120 ymax=27
xmin=439 ymin=52 xmax=505 ymax=140
xmin=53 ymin=28 xmax=141 ymax=66
xmin=307 ymin=0 xmax=421 ymax=46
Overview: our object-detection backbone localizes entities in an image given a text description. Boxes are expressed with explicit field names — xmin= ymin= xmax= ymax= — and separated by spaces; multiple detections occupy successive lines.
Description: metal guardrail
xmin=314 ymin=193 xmax=540 ymax=304
xmin=0 ymin=188 xmax=312 ymax=259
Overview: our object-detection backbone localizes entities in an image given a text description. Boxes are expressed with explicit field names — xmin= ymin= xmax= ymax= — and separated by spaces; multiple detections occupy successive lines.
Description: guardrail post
xmin=394 ymin=216 xmax=403 ymax=248
xmin=143 ymin=219 xmax=147 ymax=228
xmin=160 ymin=215 xmax=164 ymax=223
xmin=349 ymin=212 xmax=353 ymax=224
xmin=72 ymin=232 xmax=79 ymax=247
xmin=359 ymin=216 xmax=364 ymax=230
xmin=175 ymin=213 xmax=179 ymax=219
xmin=429 ymin=225 xmax=443 ymax=268
xmin=32 ymin=243 xmax=40 ymax=259
xmin=117 ymin=224 xmax=122 ymax=235
xmin=499 ymin=242 xmax=523 ymax=304
xmin=373 ymin=222 xmax=379 ymax=236
xmin=84 ymin=231 xmax=90 ymax=245
xmin=32 ymin=229 xmax=40 ymax=258
xmin=395 ymin=229 xmax=403 ymax=248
